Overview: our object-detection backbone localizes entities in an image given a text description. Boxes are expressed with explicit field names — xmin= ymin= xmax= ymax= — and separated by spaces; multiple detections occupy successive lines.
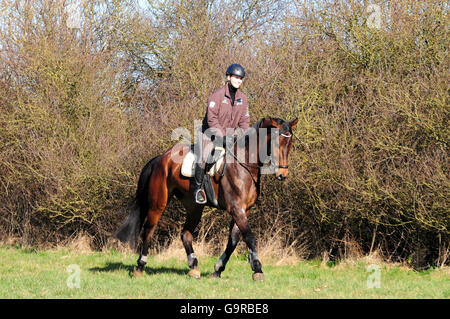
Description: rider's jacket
xmin=201 ymin=84 xmax=250 ymax=138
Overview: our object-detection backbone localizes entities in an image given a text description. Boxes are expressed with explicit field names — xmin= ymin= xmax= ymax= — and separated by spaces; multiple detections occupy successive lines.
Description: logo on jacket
xmin=209 ymin=101 xmax=215 ymax=108
xmin=236 ymin=98 xmax=242 ymax=106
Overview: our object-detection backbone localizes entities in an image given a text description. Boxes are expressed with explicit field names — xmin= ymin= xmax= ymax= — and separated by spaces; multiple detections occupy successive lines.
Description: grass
xmin=0 ymin=244 xmax=448 ymax=299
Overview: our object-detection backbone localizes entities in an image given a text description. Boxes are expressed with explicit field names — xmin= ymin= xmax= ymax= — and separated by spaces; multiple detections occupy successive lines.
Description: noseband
xmin=276 ymin=132 xmax=291 ymax=169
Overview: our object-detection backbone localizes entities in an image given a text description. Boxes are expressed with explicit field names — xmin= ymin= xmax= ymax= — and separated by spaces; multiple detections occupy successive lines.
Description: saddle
xmin=181 ymin=146 xmax=226 ymax=207
xmin=181 ymin=146 xmax=226 ymax=178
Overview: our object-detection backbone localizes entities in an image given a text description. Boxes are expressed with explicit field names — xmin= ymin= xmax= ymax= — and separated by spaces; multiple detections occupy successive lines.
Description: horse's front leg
xmin=211 ymin=220 xmax=241 ymax=278
xmin=232 ymin=207 xmax=264 ymax=281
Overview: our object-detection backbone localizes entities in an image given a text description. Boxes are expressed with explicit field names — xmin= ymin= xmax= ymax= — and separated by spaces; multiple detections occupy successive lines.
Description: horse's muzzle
xmin=274 ymin=165 xmax=288 ymax=181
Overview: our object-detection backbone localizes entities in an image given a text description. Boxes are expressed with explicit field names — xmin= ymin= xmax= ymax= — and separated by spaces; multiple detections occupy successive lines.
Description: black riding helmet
xmin=226 ymin=64 xmax=245 ymax=78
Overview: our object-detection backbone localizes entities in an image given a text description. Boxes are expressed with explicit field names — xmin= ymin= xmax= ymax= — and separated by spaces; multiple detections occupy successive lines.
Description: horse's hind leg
xmin=180 ymin=204 xmax=204 ymax=279
xmin=134 ymin=211 xmax=162 ymax=276
xmin=211 ymin=221 xmax=241 ymax=278
xmin=134 ymin=183 xmax=169 ymax=276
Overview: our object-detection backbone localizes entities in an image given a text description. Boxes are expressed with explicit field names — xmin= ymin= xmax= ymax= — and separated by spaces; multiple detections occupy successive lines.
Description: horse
xmin=115 ymin=117 xmax=298 ymax=281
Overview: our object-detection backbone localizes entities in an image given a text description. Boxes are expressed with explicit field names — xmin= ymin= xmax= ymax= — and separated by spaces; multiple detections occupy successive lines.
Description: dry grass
xmin=154 ymin=239 xmax=212 ymax=263
xmin=256 ymin=233 xmax=308 ymax=266
xmin=151 ymin=227 xmax=308 ymax=266
xmin=63 ymin=223 xmax=307 ymax=266
xmin=334 ymin=250 xmax=403 ymax=270
xmin=64 ymin=232 xmax=94 ymax=254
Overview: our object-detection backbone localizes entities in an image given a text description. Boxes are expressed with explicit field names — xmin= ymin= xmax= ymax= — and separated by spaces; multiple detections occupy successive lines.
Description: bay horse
xmin=115 ymin=117 xmax=298 ymax=281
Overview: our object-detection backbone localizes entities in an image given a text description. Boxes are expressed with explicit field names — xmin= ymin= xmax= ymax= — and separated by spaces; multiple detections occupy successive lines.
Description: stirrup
xmin=195 ymin=189 xmax=207 ymax=204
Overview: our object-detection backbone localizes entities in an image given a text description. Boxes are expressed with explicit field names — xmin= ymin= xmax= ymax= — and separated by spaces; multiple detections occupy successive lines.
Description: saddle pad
xmin=181 ymin=147 xmax=226 ymax=177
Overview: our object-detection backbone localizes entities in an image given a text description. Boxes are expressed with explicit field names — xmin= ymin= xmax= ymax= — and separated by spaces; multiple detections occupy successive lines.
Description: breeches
xmin=195 ymin=134 xmax=221 ymax=169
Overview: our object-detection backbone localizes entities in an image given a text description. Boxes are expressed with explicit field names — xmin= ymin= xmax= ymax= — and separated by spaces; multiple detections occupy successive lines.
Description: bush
xmin=0 ymin=0 xmax=447 ymax=266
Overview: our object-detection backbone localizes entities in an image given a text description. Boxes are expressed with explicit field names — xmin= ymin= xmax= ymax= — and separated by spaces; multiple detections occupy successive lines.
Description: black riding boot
xmin=193 ymin=163 xmax=207 ymax=204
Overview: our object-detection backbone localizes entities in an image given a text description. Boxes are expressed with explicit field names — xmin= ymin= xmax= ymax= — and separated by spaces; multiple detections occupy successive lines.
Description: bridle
xmin=222 ymin=128 xmax=293 ymax=183
xmin=276 ymin=132 xmax=292 ymax=169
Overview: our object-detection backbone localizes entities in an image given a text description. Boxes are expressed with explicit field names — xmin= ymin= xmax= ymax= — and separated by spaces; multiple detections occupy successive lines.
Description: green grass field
xmin=0 ymin=244 xmax=448 ymax=299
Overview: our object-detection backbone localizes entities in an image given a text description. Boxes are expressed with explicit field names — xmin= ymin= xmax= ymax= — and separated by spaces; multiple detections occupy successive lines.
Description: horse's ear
xmin=290 ymin=118 xmax=298 ymax=129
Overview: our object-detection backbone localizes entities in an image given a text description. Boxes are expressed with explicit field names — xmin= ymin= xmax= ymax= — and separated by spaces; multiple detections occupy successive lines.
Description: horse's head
xmin=262 ymin=117 xmax=298 ymax=181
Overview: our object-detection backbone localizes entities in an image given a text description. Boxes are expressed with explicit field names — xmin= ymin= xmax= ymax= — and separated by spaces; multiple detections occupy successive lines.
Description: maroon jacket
xmin=201 ymin=84 xmax=250 ymax=137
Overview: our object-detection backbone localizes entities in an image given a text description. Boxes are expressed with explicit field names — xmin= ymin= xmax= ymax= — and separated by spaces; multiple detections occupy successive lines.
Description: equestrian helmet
xmin=226 ymin=64 xmax=245 ymax=78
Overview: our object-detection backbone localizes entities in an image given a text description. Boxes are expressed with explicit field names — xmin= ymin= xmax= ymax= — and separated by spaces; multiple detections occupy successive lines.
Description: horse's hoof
xmin=252 ymin=272 xmax=265 ymax=281
xmin=210 ymin=271 xmax=221 ymax=278
xmin=133 ymin=267 xmax=144 ymax=277
xmin=188 ymin=268 xmax=201 ymax=279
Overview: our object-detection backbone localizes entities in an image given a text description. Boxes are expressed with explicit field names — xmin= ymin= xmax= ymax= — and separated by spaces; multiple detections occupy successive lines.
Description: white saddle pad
xmin=181 ymin=147 xmax=226 ymax=177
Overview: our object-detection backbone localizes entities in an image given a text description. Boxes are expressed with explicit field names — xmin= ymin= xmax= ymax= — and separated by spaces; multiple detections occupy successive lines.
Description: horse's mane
xmin=237 ymin=117 xmax=289 ymax=144
xmin=251 ymin=117 xmax=266 ymax=130
xmin=252 ymin=117 xmax=289 ymax=130
xmin=234 ymin=117 xmax=292 ymax=145
xmin=234 ymin=118 xmax=265 ymax=146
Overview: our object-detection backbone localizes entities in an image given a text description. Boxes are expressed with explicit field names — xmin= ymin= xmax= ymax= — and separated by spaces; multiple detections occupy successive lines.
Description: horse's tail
xmin=115 ymin=156 xmax=158 ymax=248
xmin=115 ymin=199 xmax=142 ymax=248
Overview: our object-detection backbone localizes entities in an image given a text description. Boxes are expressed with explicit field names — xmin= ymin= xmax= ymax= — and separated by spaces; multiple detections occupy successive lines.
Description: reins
xmin=223 ymin=139 xmax=260 ymax=186
xmin=222 ymin=129 xmax=287 ymax=185
xmin=217 ymin=121 xmax=296 ymax=185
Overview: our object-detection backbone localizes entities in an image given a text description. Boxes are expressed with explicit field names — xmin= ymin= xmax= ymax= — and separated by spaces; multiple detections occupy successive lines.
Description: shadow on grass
xmin=89 ymin=262 xmax=213 ymax=278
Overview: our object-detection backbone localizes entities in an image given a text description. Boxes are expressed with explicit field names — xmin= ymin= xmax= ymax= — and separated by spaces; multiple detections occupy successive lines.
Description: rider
xmin=193 ymin=64 xmax=250 ymax=204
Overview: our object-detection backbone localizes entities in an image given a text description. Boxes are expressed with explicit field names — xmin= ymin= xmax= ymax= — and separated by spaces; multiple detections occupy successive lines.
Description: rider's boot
xmin=193 ymin=163 xmax=207 ymax=204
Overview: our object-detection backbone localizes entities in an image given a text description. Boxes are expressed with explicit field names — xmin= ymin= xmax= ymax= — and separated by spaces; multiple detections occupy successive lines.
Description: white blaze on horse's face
xmin=270 ymin=118 xmax=298 ymax=181
xmin=273 ymin=130 xmax=290 ymax=180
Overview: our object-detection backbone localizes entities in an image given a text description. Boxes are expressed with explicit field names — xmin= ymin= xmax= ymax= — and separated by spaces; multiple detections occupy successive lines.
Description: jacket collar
xmin=224 ymin=83 xmax=243 ymax=100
